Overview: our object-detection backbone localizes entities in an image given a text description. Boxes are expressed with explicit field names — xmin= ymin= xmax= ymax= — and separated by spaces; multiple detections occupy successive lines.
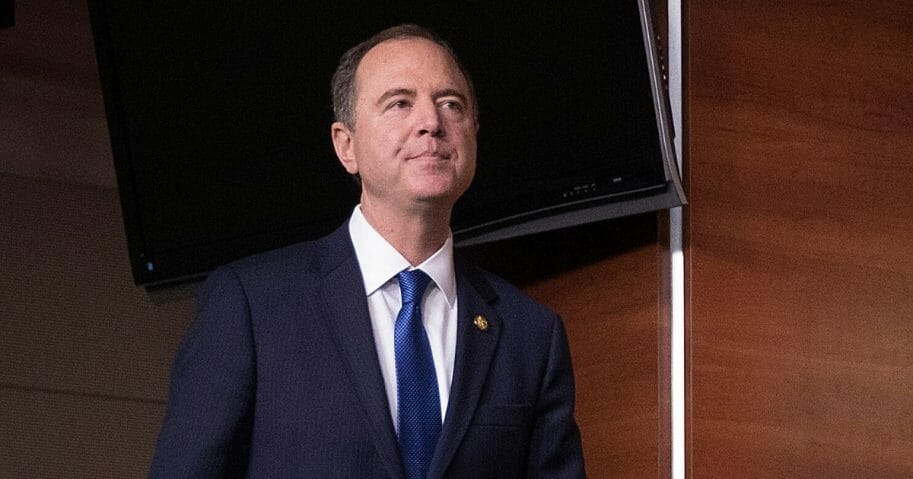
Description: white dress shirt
xmin=348 ymin=206 xmax=458 ymax=431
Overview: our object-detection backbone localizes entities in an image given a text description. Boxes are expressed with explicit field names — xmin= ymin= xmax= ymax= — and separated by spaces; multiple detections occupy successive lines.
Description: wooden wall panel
xmin=686 ymin=1 xmax=913 ymax=477
xmin=0 ymin=175 xmax=194 ymax=477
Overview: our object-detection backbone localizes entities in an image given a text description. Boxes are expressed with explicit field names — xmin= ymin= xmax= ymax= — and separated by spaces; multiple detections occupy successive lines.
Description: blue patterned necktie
xmin=394 ymin=269 xmax=441 ymax=479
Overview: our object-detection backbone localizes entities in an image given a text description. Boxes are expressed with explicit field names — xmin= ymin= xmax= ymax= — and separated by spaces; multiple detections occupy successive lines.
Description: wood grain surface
xmin=686 ymin=1 xmax=913 ymax=477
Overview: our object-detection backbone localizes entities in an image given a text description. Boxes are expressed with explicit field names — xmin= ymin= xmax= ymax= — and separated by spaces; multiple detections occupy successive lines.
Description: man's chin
xmin=413 ymin=193 xmax=454 ymax=206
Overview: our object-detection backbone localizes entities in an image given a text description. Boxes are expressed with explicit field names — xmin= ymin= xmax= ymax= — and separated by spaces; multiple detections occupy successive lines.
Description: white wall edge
xmin=667 ymin=1 xmax=686 ymax=479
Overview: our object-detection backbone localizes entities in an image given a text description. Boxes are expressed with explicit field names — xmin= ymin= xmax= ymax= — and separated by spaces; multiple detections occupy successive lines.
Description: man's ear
xmin=331 ymin=121 xmax=358 ymax=175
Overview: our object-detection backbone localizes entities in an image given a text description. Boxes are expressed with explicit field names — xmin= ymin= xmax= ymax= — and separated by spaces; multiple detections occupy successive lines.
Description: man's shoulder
xmin=206 ymin=224 xmax=353 ymax=288
xmin=457 ymin=259 xmax=558 ymax=321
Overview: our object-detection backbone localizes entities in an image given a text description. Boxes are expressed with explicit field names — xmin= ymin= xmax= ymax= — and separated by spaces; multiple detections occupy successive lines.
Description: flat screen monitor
xmin=89 ymin=0 xmax=684 ymax=288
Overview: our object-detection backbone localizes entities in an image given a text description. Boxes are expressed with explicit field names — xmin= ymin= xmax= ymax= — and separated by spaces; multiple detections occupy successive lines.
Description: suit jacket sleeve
xmin=526 ymin=313 xmax=586 ymax=478
xmin=148 ymin=266 xmax=255 ymax=478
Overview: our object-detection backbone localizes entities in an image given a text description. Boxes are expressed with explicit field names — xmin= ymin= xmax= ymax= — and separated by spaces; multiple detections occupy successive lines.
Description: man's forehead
xmin=355 ymin=38 xmax=466 ymax=90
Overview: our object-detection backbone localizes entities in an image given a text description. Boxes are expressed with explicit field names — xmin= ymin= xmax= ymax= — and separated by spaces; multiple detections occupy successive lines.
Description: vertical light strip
xmin=667 ymin=1 xmax=686 ymax=479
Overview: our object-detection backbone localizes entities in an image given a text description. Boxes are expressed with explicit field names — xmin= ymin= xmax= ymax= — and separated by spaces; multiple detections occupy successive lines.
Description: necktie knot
xmin=398 ymin=269 xmax=432 ymax=305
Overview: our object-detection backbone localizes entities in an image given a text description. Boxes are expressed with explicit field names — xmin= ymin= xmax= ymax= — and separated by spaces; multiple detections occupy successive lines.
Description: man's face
xmin=332 ymin=38 xmax=477 ymax=215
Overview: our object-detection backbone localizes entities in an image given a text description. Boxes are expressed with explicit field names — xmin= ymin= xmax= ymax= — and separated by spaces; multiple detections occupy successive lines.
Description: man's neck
xmin=358 ymin=201 xmax=452 ymax=266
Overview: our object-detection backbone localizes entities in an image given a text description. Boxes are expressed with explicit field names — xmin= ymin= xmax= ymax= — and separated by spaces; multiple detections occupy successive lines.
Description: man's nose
xmin=416 ymin=100 xmax=444 ymax=137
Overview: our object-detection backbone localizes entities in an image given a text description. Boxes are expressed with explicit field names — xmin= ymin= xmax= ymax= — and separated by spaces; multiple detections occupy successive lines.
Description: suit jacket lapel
xmin=318 ymin=229 xmax=405 ymax=479
xmin=428 ymin=261 xmax=502 ymax=478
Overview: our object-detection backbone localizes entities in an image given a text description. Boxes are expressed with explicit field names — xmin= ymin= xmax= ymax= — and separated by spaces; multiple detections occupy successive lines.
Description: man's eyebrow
xmin=376 ymin=88 xmax=416 ymax=106
xmin=433 ymin=89 xmax=468 ymax=104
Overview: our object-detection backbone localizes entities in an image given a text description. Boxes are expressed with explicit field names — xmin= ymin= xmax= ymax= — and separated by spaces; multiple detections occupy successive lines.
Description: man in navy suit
xmin=149 ymin=24 xmax=585 ymax=478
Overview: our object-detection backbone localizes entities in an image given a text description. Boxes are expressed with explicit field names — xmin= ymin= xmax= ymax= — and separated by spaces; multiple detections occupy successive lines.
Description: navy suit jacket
xmin=149 ymin=224 xmax=585 ymax=478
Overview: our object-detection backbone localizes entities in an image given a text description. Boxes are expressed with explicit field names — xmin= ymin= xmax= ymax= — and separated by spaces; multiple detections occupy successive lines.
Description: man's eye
xmin=440 ymin=100 xmax=464 ymax=111
xmin=389 ymin=100 xmax=411 ymax=109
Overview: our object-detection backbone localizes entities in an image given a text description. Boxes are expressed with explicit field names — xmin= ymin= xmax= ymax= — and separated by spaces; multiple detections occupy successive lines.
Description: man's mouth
xmin=409 ymin=150 xmax=452 ymax=161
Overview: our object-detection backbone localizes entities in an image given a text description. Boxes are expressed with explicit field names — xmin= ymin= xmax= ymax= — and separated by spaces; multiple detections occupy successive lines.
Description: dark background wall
xmin=686 ymin=1 xmax=913 ymax=476
xmin=0 ymin=176 xmax=192 ymax=477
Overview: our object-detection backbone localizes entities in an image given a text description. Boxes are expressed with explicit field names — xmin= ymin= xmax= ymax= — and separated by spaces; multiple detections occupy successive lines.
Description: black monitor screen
xmin=89 ymin=1 xmax=677 ymax=287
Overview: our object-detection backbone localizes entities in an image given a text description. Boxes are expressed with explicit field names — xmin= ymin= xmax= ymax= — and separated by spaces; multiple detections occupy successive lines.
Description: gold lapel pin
xmin=473 ymin=315 xmax=489 ymax=332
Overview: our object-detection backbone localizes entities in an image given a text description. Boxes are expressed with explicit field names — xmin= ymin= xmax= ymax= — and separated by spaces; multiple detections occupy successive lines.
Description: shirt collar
xmin=348 ymin=206 xmax=457 ymax=306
